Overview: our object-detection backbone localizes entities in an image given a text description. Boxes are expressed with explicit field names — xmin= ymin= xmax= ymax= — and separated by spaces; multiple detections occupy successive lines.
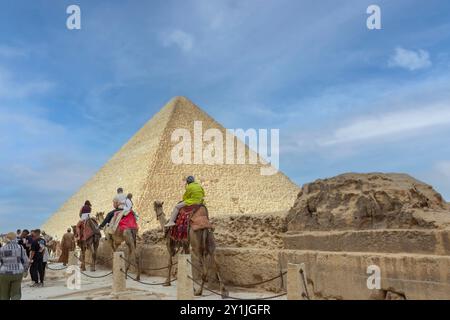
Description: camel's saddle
xmin=170 ymin=204 xmax=213 ymax=242
xmin=76 ymin=218 xmax=100 ymax=241
xmin=104 ymin=210 xmax=138 ymax=237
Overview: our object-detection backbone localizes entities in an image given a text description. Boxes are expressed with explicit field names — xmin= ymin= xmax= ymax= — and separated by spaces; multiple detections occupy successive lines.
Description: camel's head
xmin=153 ymin=201 xmax=164 ymax=216
xmin=41 ymin=231 xmax=52 ymax=242
xmin=71 ymin=225 xmax=77 ymax=234
xmin=96 ymin=212 xmax=105 ymax=222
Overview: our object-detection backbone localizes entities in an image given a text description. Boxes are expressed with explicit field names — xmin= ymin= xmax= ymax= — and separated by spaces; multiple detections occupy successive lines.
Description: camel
xmin=41 ymin=232 xmax=59 ymax=259
xmin=72 ymin=214 xmax=101 ymax=272
xmin=153 ymin=201 xmax=228 ymax=297
xmin=47 ymin=239 xmax=60 ymax=259
xmin=96 ymin=211 xmax=141 ymax=281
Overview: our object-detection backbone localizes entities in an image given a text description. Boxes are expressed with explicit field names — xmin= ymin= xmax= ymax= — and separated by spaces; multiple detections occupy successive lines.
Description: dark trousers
xmin=99 ymin=209 xmax=120 ymax=228
xmin=30 ymin=258 xmax=44 ymax=283
xmin=42 ymin=262 xmax=47 ymax=281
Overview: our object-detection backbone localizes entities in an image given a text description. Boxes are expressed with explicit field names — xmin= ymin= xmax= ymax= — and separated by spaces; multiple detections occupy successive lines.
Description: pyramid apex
xmin=169 ymin=96 xmax=194 ymax=105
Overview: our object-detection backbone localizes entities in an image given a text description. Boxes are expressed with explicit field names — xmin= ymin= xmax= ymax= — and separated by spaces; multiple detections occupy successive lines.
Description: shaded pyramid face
xmin=42 ymin=97 xmax=299 ymax=236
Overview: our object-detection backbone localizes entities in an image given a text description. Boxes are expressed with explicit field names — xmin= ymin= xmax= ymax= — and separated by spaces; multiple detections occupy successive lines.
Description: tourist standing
xmin=42 ymin=245 xmax=49 ymax=281
xmin=19 ymin=230 xmax=32 ymax=258
xmin=29 ymin=229 xmax=46 ymax=287
xmin=0 ymin=232 xmax=29 ymax=300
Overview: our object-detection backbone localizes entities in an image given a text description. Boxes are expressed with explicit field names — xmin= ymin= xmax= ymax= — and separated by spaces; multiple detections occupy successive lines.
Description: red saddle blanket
xmin=76 ymin=219 xmax=95 ymax=241
xmin=116 ymin=211 xmax=138 ymax=231
xmin=170 ymin=205 xmax=201 ymax=242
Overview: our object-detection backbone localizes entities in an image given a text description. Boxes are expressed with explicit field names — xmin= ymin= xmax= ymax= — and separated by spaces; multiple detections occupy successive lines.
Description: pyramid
xmin=42 ymin=97 xmax=299 ymax=237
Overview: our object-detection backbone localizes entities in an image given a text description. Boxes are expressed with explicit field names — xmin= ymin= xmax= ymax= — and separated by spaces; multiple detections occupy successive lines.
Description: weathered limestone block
xmin=283 ymin=229 xmax=450 ymax=255
xmin=287 ymin=173 xmax=450 ymax=231
xmin=280 ymin=250 xmax=450 ymax=300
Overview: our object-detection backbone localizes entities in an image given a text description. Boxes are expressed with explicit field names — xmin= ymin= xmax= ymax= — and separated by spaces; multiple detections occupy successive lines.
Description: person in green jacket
xmin=165 ymin=176 xmax=205 ymax=228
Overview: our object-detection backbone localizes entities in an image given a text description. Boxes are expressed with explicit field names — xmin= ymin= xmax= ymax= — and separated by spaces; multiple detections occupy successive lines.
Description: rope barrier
xmin=121 ymin=269 xmax=177 ymax=285
xmin=146 ymin=262 xmax=178 ymax=271
xmin=239 ymin=271 xmax=287 ymax=288
xmin=46 ymin=264 xmax=68 ymax=271
xmin=187 ymin=276 xmax=287 ymax=300
xmin=119 ymin=255 xmax=138 ymax=268
xmin=119 ymin=255 xmax=177 ymax=271
xmin=80 ymin=270 xmax=113 ymax=278
xmin=187 ymin=259 xmax=286 ymax=288
xmin=72 ymin=252 xmax=113 ymax=266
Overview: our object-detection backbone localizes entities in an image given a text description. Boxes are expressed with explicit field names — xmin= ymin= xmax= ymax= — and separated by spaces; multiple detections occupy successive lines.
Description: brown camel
xmin=72 ymin=214 xmax=101 ymax=272
xmin=47 ymin=239 xmax=60 ymax=259
xmin=153 ymin=201 xmax=228 ymax=297
xmin=96 ymin=211 xmax=141 ymax=281
xmin=41 ymin=232 xmax=58 ymax=258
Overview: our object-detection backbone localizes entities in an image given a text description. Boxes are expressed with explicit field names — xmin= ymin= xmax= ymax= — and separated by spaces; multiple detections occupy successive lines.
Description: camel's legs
xmin=89 ymin=241 xmax=96 ymax=272
xmin=193 ymin=230 xmax=208 ymax=296
xmin=93 ymin=236 xmax=100 ymax=271
xmin=164 ymin=254 xmax=173 ymax=286
xmin=133 ymin=245 xmax=141 ymax=281
xmin=80 ymin=246 xmax=86 ymax=271
xmin=193 ymin=252 xmax=208 ymax=296
xmin=123 ymin=230 xmax=140 ymax=280
xmin=211 ymin=254 xmax=228 ymax=298
xmin=124 ymin=251 xmax=131 ymax=278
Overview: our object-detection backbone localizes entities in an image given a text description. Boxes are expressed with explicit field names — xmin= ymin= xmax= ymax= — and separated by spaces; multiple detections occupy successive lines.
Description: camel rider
xmin=79 ymin=201 xmax=92 ymax=221
xmin=110 ymin=193 xmax=138 ymax=233
xmin=76 ymin=201 xmax=92 ymax=240
xmin=99 ymin=188 xmax=126 ymax=229
xmin=123 ymin=193 xmax=133 ymax=216
xmin=122 ymin=193 xmax=139 ymax=220
xmin=165 ymin=176 xmax=205 ymax=228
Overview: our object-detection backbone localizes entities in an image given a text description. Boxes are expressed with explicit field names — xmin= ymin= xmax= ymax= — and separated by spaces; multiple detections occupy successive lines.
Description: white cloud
xmin=388 ymin=47 xmax=432 ymax=71
xmin=0 ymin=45 xmax=27 ymax=58
xmin=319 ymin=105 xmax=450 ymax=146
xmin=0 ymin=67 xmax=54 ymax=99
xmin=161 ymin=30 xmax=194 ymax=53
xmin=7 ymin=160 xmax=93 ymax=193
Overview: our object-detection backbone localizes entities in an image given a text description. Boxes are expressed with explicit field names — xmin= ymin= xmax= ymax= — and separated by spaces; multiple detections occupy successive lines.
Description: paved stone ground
xmin=21 ymin=263 xmax=286 ymax=300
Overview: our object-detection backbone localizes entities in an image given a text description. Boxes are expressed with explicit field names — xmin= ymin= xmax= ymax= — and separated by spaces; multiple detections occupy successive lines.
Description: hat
xmin=186 ymin=176 xmax=195 ymax=184
xmin=6 ymin=232 xmax=16 ymax=241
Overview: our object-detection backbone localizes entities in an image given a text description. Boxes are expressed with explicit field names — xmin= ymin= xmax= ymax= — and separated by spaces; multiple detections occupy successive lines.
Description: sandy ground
xmin=21 ymin=262 xmax=286 ymax=300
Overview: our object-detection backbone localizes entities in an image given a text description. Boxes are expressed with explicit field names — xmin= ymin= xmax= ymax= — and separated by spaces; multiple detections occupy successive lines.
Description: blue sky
xmin=1 ymin=0 xmax=450 ymax=233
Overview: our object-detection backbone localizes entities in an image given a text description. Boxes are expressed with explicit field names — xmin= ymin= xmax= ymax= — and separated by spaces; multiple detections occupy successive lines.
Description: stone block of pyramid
xmin=42 ymin=96 xmax=299 ymax=236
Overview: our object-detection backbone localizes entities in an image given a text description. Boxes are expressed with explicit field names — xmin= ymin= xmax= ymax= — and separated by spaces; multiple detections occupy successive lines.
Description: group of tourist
xmin=0 ymin=227 xmax=79 ymax=300
xmin=0 ymin=175 xmax=205 ymax=300
xmin=0 ymin=229 xmax=49 ymax=300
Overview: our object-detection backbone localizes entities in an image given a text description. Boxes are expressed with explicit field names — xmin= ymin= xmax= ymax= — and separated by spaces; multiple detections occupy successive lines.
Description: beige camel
xmin=96 ymin=211 xmax=141 ymax=281
xmin=41 ymin=232 xmax=59 ymax=258
xmin=47 ymin=239 xmax=60 ymax=259
xmin=153 ymin=201 xmax=228 ymax=297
